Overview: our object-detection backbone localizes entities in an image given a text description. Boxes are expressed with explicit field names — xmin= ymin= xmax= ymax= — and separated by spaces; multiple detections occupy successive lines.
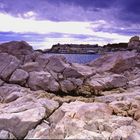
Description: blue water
xmin=45 ymin=53 xmax=100 ymax=64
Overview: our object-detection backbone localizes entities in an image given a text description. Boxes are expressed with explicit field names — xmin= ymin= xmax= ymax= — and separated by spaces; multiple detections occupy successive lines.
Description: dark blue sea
xmin=45 ymin=53 xmax=100 ymax=64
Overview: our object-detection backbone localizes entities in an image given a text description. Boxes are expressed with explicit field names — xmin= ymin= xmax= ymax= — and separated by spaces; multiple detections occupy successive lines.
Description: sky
xmin=0 ymin=0 xmax=140 ymax=49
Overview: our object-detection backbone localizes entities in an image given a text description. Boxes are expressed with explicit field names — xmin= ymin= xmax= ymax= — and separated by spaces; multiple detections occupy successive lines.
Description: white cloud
xmin=0 ymin=13 xmax=131 ymax=49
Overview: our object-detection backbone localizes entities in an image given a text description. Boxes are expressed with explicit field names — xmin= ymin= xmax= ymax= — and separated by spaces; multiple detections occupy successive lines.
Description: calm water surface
xmin=45 ymin=53 xmax=100 ymax=64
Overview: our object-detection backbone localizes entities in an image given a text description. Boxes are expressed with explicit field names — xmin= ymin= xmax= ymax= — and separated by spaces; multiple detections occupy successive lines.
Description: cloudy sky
xmin=0 ymin=0 xmax=139 ymax=49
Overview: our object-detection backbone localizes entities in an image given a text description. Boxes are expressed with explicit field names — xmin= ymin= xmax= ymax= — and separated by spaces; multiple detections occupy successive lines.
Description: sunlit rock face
xmin=0 ymin=38 xmax=139 ymax=139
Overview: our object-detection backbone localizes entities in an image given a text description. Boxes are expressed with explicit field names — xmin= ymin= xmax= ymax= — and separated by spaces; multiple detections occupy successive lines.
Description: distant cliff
xmin=44 ymin=43 xmax=128 ymax=54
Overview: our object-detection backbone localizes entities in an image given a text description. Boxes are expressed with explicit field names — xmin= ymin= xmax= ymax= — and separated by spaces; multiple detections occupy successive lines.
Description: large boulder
xmin=63 ymin=63 xmax=94 ymax=78
xmin=28 ymin=71 xmax=60 ymax=92
xmin=0 ymin=53 xmax=20 ymax=81
xmin=85 ymin=73 xmax=128 ymax=95
xmin=88 ymin=51 xmax=138 ymax=73
xmin=0 ymin=41 xmax=33 ymax=62
xmin=45 ymin=55 xmax=70 ymax=73
xmin=36 ymin=55 xmax=69 ymax=72
xmin=9 ymin=69 xmax=29 ymax=85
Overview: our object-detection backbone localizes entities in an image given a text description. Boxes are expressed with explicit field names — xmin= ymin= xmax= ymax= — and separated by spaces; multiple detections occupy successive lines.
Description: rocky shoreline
xmin=0 ymin=36 xmax=139 ymax=139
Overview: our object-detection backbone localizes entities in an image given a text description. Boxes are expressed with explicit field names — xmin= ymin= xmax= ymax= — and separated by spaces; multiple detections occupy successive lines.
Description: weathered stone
xmin=68 ymin=78 xmax=83 ymax=86
xmin=36 ymin=55 xmax=70 ymax=73
xmin=0 ymin=84 xmax=28 ymax=103
xmin=28 ymin=71 xmax=60 ymax=92
xmin=0 ymin=107 xmax=46 ymax=138
xmin=95 ymin=87 xmax=140 ymax=103
xmin=0 ymin=41 xmax=33 ymax=61
xmin=76 ymin=85 xmax=94 ymax=97
xmin=0 ymin=53 xmax=20 ymax=81
xmin=109 ymin=100 xmax=131 ymax=116
xmin=0 ymin=90 xmax=59 ymax=139
xmin=45 ymin=55 xmax=70 ymax=73
xmin=129 ymin=78 xmax=140 ymax=87
xmin=9 ymin=69 xmax=29 ymax=85
xmin=21 ymin=62 xmax=42 ymax=72
xmin=0 ymin=79 xmax=4 ymax=86
xmin=130 ymin=36 xmax=139 ymax=42
xmin=26 ymin=101 xmax=112 ymax=139
xmin=24 ymin=51 xmax=42 ymax=63
xmin=0 ymin=130 xmax=16 ymax=139
xmin=49 ymin=101 xmax=113 ymax=124
xmin=25 ymin=122 xmax=50 ymax=139
xmin=134 ymin=110 xmax=140 ymax=121
xmin=128 ymin=131 xmax=140 ymax=140
xmin=60 ymin=80 xmax=76 ymax=93
xmin=27 ymin=101 xmax=139 ymax=139
xmin=128 ymin=36 xmax=140 ymax=52
xmin=4 ymin=91 xmax=21 ymax=103
xmin=110 ymin=126 xmax=136 ymax=140
xmin=63 ymin=63 xmax=94 ymax=78
xmin=86 ymin=73 xmax=128 ymax=92
xmin=35 ymin=54 xmax=50 ymax=68
xmin=88 ymin=51 xmax=138 ymax=73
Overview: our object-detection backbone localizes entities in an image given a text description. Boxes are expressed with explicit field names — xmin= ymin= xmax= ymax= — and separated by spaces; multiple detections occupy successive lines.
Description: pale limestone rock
xmin=128 ymin=131 xmax=140 ymax=140
xmin=25 ymin=101 xmax=140 ymax=139
xmin=88 ymin=51 xmax=138 ymax=73
xmin=0 ymin=53 xmax=20 ymax=81
xmin=0 ymin=90 xmax=59 ymax=139
xmin=86 ymin=73 xmax=128 ymax=93
xmin=21 ymin=62 xmax=42 ymax=72
xmin=9 ymin=69 xmax=29 ymax=85
xmin=110 ymin=126 xmax=136 ymax=140
xmin=45 ymin=55 xmax=70 ymax=73
xmin=60 ymin=80 xmax=76 ymax=93
xmin=95 ymin=87 xmax=140 ymax=103
xmin=25 ymin=122 xmax=50 ymax=139
xmin=63 ymin=63 xmax=94 ymax=78
xmin=28 ymin=71 xmax=60 ymax=92
xmin=0 ymin=107 xmax=46 ymax=138
xmin=0 ymin=130 xmax=16 ymax=139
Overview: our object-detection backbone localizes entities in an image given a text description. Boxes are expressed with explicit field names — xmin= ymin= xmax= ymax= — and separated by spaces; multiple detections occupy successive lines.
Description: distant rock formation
xmin=0 ymin=38 xmax=139 ymax=139
xmin=128 ymin=36 xmax=140 ymax=52
xmin=45 ymin=42 xmax=128 ymax=54
xmin=47 ymin=44 xmax=100 ymax=54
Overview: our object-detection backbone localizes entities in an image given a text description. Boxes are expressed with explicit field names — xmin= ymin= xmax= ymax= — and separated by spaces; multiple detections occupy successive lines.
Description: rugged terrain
xmin=0 ymin=36 xmax=139 ymax=139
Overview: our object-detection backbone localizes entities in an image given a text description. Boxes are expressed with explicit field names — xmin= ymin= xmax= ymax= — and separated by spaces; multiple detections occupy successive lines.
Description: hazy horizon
xmin=0 ymin=0 xmax=139 ymax=49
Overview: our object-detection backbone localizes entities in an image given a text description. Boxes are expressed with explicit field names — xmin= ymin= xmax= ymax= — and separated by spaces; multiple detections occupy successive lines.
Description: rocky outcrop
xmin=128 ymin=36 xmax=140 ymax=52
xmin=0 ymin=39 xmax=139 ymax=139
xmin=25 ymin=101 xmax=139 ymax=139
xmin=0 ymin=84 xmax=59 ymax=139
xmin=87 ymin=51 xmax=138 ymax=73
